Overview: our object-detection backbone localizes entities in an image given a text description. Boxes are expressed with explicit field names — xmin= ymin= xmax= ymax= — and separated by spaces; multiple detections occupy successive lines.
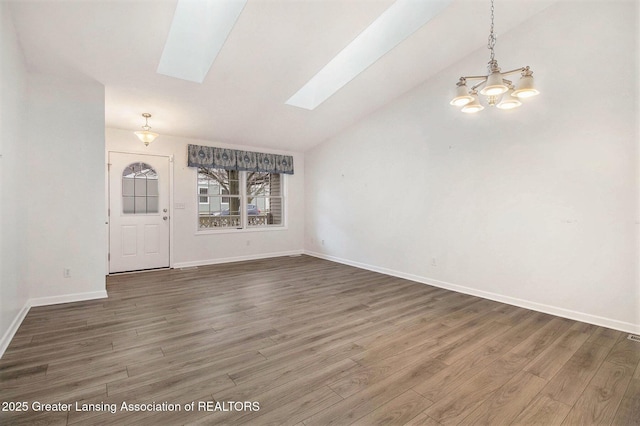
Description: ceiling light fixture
xmin=134 ymin=113 xmax=159 ymax=146
xmin=450 ymin=0 xmax=539 ymax=113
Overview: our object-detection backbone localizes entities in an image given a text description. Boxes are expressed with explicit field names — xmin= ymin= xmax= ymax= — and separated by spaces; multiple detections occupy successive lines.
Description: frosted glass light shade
xmin=135 ymin=131 xmax=159 ymax=146
xmin=479 ymin=71 xmax=508 ymax=96
xmin=512 ymin=74 xmax=539 ymax=98
xmin=496 ymin=95 xmax=522 ymax=109
xmin=450 ymin=84 xmax=474 ymax=107
xmin=496 ymin=90 xmax=522 ymax=110
xmin=461 ymin=95 xmax=484 ymax=113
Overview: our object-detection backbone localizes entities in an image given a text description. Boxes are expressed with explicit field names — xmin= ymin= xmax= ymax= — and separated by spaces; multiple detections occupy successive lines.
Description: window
xmin=122 ymin=162 xmax=159 ymax=214
xmin=246 ymin=171 xmax=283 ymax=226
xmin=197 ymin=168 xmax=284 ymax=230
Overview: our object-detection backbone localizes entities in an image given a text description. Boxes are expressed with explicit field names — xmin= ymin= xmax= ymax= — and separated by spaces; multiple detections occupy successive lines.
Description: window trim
xmin=195 ymin=169 xmax=288 ymax=234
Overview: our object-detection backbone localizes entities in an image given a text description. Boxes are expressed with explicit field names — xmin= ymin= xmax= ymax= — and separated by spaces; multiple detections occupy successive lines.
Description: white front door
xmin=109 ymin=152 xmax=170 ymax=273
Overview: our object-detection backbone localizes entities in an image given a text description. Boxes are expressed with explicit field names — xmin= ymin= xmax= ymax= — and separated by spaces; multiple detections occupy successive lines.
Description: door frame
xmin=107 ymin=151 xmax=174 ymax=274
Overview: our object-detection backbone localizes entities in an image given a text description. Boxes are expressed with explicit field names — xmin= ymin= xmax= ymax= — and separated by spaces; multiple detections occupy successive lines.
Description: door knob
xmin=163 ymin=216 xmax=168 ymax=221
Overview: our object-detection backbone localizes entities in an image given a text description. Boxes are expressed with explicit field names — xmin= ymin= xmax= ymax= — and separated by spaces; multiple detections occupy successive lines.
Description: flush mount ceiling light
xmin=287 ymin=0 xmax=453 ymax=110
xmin=134 ymin=113 xmax=159 ymax=146
xmin=450 ymin=0 xmax=539 ymax=113
xmin=157 ymin=0 xmax=247 ymax=83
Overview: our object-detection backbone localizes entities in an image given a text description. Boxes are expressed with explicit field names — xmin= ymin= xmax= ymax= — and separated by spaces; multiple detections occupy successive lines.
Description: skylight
xmin=157 ymin=0 xmax=247 ymax=84
xmin=286 ymin=0 xmax=453 ymax=110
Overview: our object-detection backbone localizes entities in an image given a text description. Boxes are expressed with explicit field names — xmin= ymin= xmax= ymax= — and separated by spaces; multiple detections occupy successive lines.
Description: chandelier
xmin=450 ymin=0 xmax=539 ymax=113
xmin=134 ymin=113 xmax=159 ymax=146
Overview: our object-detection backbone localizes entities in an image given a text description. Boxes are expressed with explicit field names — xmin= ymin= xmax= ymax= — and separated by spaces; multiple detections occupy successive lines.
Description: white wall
xmin=1 ymin=7 xmax=106 ymax=357
xmin=25 ymin=74 xmax=106 ymax=302
xmin=106 ymin=128 xmax=304 ymax=267
xmin=0 ymin=2 xmax=29 ymax=353
xmin=305 ymin=1 xmax=639 ymax=333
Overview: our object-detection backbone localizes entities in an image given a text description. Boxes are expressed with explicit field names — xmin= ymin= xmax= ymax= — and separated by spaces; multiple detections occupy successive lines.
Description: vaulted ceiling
xmin=8 ymin=0 xmax=557 ymax=151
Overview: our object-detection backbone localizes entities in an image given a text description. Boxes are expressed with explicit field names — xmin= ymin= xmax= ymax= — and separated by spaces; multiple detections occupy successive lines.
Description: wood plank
xmin=328 ymin=340 xmax=447 ymax=398
xmin=429 ymin=320 xmax=511 ymax=365
xmin=402 ymin=412 xmax=441 ymax=426
xmin=523 ymin=323 xmax=591 ymax=380
xmin=460 ymin=371 xmax=547 ymax=424
xmin=350 ymin=389 xmax=431 ymax=426
xmin=511 ymin=394 xmax=572 ymax=425
xmin=213 ymin=358 xmax=360 ymax=412
xmin=412 ymin=340 xmax=509 ymax=402
xmin=542 ymin=340 xmax=611 ymax=406
xmin=612 ymin=362 xmax=640 ymax=426
xmin=423 ymin=354 xmax=524 ymax=425
xmin=562 ymin=361 xmax=633 ymax=425
xmin=303 ymin=357 xmax=444 ymax=426
xmin=606 ymin=336 xmax=640 ymax=368
xmin=201 ymin=359 xmax=361 ymax=425
xmin=238 ymin=386 xmax=342 ymax=426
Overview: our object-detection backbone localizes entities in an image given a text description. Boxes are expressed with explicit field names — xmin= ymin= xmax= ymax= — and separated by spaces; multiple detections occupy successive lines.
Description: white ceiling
xmin=8 ymin=0 xmax=557 ymax=152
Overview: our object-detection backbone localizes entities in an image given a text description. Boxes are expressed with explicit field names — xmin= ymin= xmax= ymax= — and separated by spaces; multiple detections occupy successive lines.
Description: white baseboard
xmin=173 ymin=250 xmax=304 ymax=269
xmin=0 ymin=302 xmax=30 ymax=359
xmin=29 ymin=290 xmax=108 ymax=307
xmin=0 ymin=290 xmax=108 ymax=359
xmin=305 ymin=250 xmax=640 ymax=335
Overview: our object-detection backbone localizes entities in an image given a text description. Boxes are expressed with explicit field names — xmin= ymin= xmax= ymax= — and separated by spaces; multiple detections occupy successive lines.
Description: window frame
xmin=195 ymin=168 xmax=288 ymax=234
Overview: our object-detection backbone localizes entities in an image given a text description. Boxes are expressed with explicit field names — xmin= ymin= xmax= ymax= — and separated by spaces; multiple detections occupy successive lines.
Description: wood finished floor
xmin=1 ymin=255 xmax=639 ymax=425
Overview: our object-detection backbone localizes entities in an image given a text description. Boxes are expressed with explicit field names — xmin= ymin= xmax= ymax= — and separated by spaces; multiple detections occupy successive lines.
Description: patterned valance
xmin=187 ymin=144 xmax=294 ymax=174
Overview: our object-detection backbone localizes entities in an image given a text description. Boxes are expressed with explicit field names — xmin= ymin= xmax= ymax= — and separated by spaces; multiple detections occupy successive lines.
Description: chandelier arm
xmin=501 ymin=67 xmax=527 ymax=76
xmin=460 ymin=75 xmax=489 ymax=81
xmin=470 ymin=80 xmax=487 ymax=91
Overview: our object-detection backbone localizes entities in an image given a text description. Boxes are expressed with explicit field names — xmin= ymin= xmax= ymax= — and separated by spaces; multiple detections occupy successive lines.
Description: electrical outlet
xmin=431 ymin=258 xmax=437 ymax=266
xmin=321 ymin=239 xmax=325 ymax=246
xmin=246 ymin=240 xmax=251 ymax=246
xmin=63 ymin=268 xmax=71 ymax=278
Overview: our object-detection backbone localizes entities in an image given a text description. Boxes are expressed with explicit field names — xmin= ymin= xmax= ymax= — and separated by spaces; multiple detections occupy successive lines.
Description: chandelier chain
xmin=487 ymin=0 xmax=496 ymax=62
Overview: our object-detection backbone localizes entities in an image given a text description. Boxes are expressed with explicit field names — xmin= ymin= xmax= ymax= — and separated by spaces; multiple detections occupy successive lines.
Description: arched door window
xmin=122 ymin=162 xmax=159 ymax=214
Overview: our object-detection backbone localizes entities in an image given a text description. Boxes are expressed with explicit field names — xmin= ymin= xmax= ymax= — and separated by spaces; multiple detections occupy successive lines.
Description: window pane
xmin=147 ymin=179 xmax=159 ymax=196
xmin=208 ymin=182 xmax=222 ymax=196
xmin=198 ymin=195 xmax=241 ymax=229
xmin=247 ymin=173 xmax=282 ymax=227
xmin=134 ymin=178 xmax=147 ymax=196
xmin=134 ymin=196 xmax=147 ymax=213
xmin=269 ymin=196 xmax=283 ymax=225
xmin=122 ymin=178 xmax=135 ymax=196
xmin=270 ymin=173 xmax=281 ymax=196
xmin=248 ymin=196 xmax=283 ymax=226
xmin=198 ymin=168 xmax=240 ymax=195
xmin=122 ymin=162 xmax=159 ymax=214
xmin=147 ymin=196 xmax=159 ymax=213
xmin=247 ymin=172 xmax=280 ymax=197
xmin=123 ymin=196 xmax=135 ymax=214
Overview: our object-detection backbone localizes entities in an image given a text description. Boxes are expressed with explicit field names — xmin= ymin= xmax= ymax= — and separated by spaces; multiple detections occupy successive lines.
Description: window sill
xmin=195 ymin=225 xmax=289 ymax=236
